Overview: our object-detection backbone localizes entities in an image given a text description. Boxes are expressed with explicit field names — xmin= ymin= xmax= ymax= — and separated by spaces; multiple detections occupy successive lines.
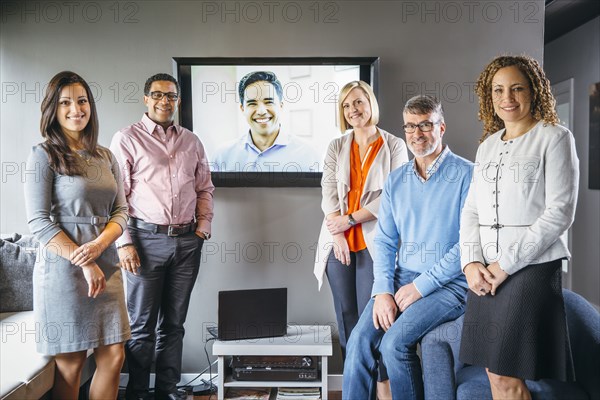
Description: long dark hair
xmin=40 ymin=71 xmax=100 ymax=175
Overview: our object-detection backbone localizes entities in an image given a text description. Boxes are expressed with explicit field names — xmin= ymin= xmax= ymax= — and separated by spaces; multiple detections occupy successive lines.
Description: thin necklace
xmin=74 ymin=150 xmax=91 ymax=165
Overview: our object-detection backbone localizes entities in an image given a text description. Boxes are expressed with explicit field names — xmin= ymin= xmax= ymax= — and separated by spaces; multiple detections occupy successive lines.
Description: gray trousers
xmin=125 ymin=227 xmax=203 ymax=396
xmin=325 ymin=248 xmax=374 ymax=360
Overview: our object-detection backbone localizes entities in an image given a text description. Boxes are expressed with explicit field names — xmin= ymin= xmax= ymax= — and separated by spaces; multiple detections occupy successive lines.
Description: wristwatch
xmin=348 ymin=214 xmax=357 ymax=227
xmin=199 ymin=231 xmax=211 ymax=240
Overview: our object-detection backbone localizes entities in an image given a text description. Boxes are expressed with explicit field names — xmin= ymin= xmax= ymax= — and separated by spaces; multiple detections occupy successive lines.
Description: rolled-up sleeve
xmin=194 ymin=137 xmax=214 ymax=234
xmin=24 ymin=145 xmax=62 ymax=245
xmin=109 ymin=131 xmax=134 ymax=246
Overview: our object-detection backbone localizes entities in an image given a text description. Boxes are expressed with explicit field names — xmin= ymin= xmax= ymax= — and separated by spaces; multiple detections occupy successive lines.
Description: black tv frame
xmin=173 ymin=57 xmax=380 ymax=187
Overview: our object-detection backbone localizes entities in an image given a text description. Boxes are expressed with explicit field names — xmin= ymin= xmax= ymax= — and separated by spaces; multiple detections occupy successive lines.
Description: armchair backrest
xmin=421 ymin=289 xmax=600 ymax=400
xmin=562 ymin=289 xmax=600 ymax=399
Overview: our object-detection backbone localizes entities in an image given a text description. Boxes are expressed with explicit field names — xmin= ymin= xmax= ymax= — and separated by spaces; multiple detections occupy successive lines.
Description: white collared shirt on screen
xmin=210 ymin=130 xmax=322 ymax=172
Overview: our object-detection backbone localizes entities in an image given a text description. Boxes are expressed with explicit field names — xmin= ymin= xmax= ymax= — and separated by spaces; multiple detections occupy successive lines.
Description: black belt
xmin=480 ymin=223 xmax=530 ymax=251
xmin=128 ymin=217 xmax=196 ymax=237
xmin=480 ymin=224 xmax=529 ymax=230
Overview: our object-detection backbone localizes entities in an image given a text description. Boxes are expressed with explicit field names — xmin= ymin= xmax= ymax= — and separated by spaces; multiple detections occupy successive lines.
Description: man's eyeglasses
xmin=149 ymin=91 xmax=179 ymax=101
xmin=402 ymin=121 xmax=439 ymax=133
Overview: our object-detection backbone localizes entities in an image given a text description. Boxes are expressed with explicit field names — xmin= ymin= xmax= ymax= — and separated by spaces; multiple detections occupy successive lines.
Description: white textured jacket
xmin=313 ymin=128 xmax=408 ymax=289
xmin=460 ymin=121 xmax=579 ymax=275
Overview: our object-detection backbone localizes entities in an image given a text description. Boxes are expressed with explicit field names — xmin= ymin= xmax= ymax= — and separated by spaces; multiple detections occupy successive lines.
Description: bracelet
xmin=116 ymin=243 xmax=133 ymax=249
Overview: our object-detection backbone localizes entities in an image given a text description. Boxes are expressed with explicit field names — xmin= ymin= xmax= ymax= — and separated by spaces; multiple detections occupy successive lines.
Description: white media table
xmin=212 ymin=325 xmax=333 ymax=400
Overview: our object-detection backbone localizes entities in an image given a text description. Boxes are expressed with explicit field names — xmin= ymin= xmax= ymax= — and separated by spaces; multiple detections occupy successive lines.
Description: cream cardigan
xmin=313 ymin=128 xmax=408 ymax=289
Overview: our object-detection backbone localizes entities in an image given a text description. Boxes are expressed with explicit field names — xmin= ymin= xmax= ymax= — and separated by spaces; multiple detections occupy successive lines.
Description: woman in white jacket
xmin=314 ymin=81 xmax=408 ymax=392
xmin=459 ymin=55 xmax=579 ymax=400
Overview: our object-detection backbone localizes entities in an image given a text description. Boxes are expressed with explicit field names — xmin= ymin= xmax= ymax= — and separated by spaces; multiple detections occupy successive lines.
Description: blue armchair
xmin=421 ymin=289 xmax=600 ymax=400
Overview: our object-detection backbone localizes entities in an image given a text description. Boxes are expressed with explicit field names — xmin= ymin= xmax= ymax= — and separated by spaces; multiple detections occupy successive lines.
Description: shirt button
xmin=493 ymin=204 xmax=496 ymax=208
xmin=492 ymin=191 xmax=496 ymax=194
xmin=170 ymin=155 xmax=174 ymax=158
xmin=174 ymin=194 xmax=178 ymax=198
xmin=494 ymin=218 xmax=497 ymax=222
xmin=505 ymin=151 xmax=509 ymax=154
xmin=172 ymin=174 xmax=176 ymax=178
xmin=510 ymin=140 xmax=513 ymax=143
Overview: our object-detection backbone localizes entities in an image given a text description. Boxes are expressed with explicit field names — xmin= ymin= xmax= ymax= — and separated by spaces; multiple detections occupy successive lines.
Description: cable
xmin=175 ymin=336 xmax=218 ymax=396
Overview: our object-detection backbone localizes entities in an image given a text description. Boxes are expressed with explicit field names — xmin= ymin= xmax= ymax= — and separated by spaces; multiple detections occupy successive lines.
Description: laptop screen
xmin=217 ymin=288 xmax=287 ymax=341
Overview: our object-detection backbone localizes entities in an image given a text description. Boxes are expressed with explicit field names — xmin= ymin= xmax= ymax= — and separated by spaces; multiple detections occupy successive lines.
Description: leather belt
xmin=128 ymin=217 xmax=196 ymax=237
xmin=50 ymin=215 xmax=109 ymax=225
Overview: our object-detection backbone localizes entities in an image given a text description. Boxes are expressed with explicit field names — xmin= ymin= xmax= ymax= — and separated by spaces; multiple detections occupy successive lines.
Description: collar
xmin=243 ymin=126 xmax=289 ymax=151
xmin=412 ymin=145 xmax=451 ymax=182
xmin=141 ymin=113 xmax=178 ymax=136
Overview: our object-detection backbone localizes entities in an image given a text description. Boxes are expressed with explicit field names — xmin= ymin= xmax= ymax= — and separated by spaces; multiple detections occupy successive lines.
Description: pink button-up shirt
xmin=110 ymin=113 xmax=214 ymax=245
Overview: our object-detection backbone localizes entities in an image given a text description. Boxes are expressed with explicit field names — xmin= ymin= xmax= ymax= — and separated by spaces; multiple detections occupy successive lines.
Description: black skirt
xmin=459 ymin=259 xmax=575 ymax=381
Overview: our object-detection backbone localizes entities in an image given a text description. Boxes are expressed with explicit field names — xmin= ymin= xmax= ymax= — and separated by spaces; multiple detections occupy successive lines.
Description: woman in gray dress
xmin=24 ymin=71 xmax=131 ymax=399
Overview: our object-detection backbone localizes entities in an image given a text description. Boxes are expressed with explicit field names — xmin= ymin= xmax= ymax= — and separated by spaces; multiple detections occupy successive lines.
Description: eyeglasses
xmin=402 ymin=121 xmax=439 ymax=133
xmin=149 ymin=91 xmax=179 ymax=101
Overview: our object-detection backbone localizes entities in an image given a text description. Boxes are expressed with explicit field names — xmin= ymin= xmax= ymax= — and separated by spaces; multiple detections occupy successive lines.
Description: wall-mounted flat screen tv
xmin=173 ymin=57 xmax=380 ymax=187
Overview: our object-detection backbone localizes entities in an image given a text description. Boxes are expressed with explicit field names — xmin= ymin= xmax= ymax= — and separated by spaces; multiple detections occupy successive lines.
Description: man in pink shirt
xmin=110 ymin=73 xmax=214 ymax=400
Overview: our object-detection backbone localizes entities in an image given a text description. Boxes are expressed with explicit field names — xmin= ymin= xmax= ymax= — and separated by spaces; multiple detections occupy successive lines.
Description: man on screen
xmin=212 ymin=71 xmax=321 ymax=172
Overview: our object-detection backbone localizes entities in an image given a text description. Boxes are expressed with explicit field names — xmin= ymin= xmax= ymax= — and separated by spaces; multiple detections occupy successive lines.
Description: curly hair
xmin=475 ymin=55 xmax=559 ymax=143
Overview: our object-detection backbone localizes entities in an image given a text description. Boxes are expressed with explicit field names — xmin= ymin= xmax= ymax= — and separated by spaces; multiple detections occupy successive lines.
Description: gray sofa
xmin=0 ymin=234 xmax=95 ymax=400
xmin=421 ymin=289 xmax=600 ymax=400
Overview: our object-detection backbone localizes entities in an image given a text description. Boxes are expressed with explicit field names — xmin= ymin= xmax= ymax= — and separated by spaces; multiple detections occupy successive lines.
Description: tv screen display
xmin=174 ymin=57 xmax=379 ymax=186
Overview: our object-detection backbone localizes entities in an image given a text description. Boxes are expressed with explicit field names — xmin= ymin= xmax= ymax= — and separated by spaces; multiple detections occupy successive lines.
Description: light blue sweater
xmin=372 ymin=148 xmax=473 ymax=297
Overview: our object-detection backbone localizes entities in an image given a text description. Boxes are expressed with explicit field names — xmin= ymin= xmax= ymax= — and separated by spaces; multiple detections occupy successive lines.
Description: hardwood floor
xmin=118 ymin=389 xmax=342 ymax=399
xmin=193 ymin=391 xmax=342 ymax=399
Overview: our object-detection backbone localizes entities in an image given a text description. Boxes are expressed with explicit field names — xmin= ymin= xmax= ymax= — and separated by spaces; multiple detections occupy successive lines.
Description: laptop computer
xmin=209 ymin=288 xmax=288 ymax=341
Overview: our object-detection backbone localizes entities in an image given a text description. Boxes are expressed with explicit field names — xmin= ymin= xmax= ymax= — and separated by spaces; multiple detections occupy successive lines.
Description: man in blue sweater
xmin=342 ymin=95 xmax=473 ymax=400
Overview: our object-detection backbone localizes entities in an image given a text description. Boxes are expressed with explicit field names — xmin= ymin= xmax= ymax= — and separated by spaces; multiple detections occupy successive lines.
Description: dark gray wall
xmin=1 ymin=0 xmax=546 ymax=373
xmin=545 ymin=17 xmax=600 ymax=308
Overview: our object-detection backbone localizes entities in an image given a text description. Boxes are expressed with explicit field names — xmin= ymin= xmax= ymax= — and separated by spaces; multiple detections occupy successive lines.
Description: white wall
xmin=1 ymin=0 xmax=546 ymax=373
xmin=545 ymin=17 xmax=600 ymax=308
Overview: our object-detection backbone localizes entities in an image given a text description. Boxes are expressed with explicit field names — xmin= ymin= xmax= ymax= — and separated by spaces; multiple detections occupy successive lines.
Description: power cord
xmin=118 ymin=337 xmax=219 ymax=397
xmin=177 ymin=337 xmax=218 ymax=396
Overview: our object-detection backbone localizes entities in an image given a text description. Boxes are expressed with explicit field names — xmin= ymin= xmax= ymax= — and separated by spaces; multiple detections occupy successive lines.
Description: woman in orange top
xmin=314 ymin=81 xmax=408 ymax=388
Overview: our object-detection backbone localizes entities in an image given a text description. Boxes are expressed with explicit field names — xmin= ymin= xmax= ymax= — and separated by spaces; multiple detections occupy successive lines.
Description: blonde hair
xmin=475 ymin=54 xmax=559 ymax=143
xmin=337 ymin=80 xmax=380 ymax=133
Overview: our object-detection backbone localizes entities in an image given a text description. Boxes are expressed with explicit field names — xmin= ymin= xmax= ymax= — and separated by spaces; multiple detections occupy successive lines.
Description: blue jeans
xmin=342 ymin=270 xmax=466 ymax=400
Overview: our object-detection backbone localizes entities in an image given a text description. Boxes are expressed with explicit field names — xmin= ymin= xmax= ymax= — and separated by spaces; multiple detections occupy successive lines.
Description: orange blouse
xmin=345 ymin=136 xmax=384 ymax=252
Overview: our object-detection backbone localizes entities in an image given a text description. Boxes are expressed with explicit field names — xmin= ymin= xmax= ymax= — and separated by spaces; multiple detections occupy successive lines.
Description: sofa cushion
xmin=0 ymin=234 xmax=38 ymax=312
xmin=0 ymin=311 xmax=55 ymax=399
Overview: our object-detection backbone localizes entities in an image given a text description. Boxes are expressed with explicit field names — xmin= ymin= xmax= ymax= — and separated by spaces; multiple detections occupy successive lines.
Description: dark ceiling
xmin=545 ymin=0 xmax=600 ymax=43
